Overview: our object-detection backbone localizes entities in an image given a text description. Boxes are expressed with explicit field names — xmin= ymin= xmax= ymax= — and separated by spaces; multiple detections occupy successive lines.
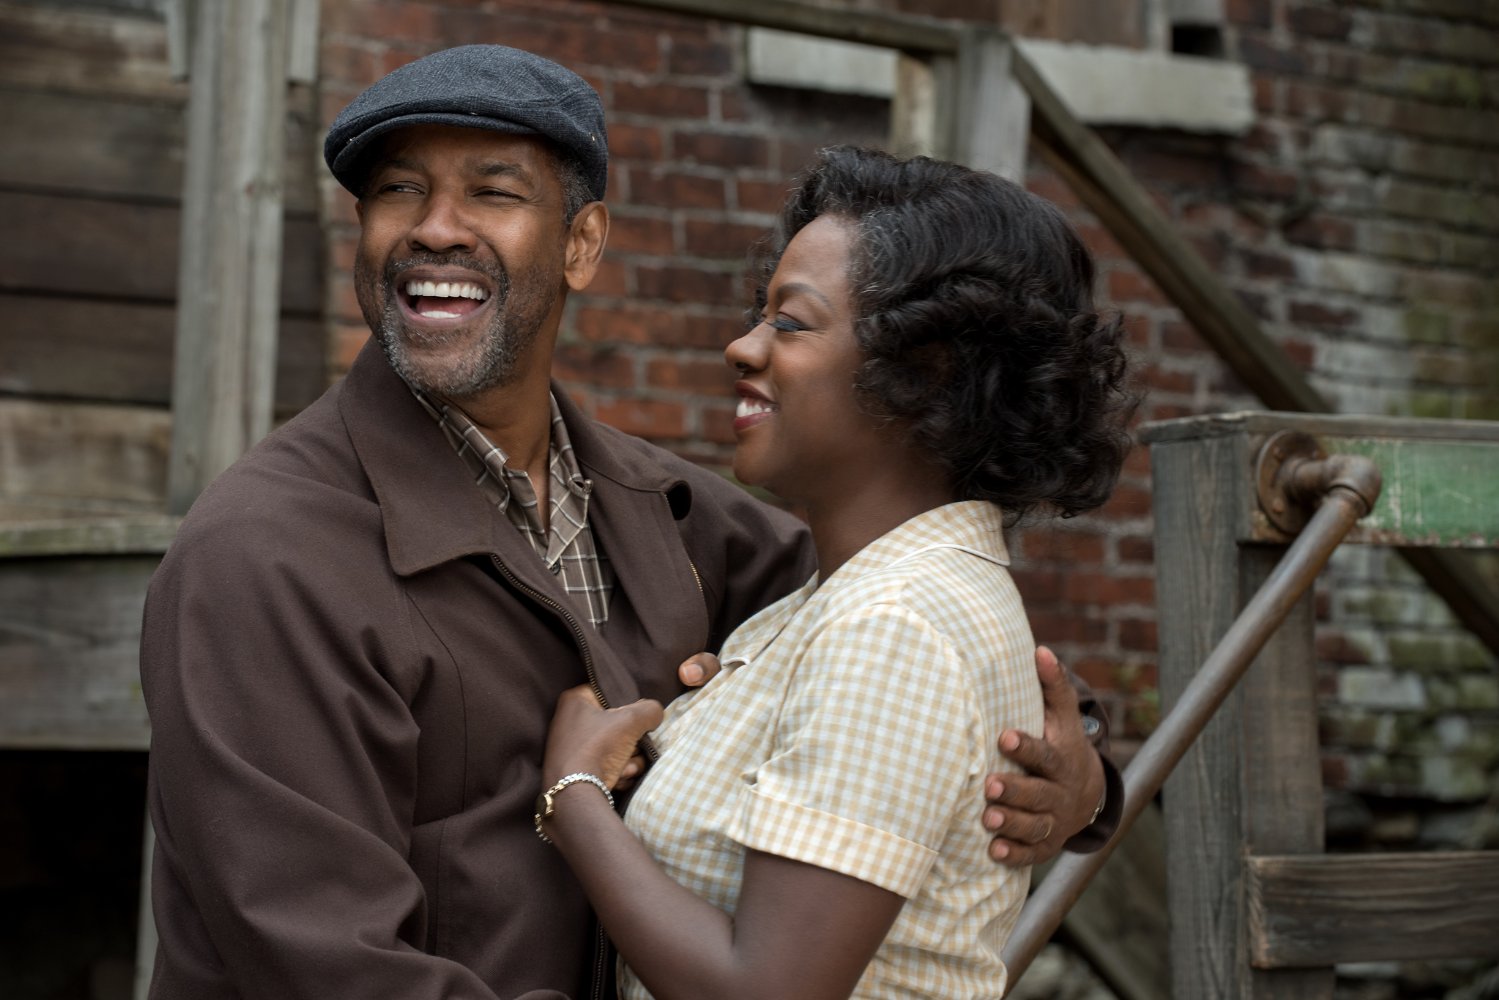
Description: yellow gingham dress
xmin=621 ymin=501 xmax=1043 ymax=999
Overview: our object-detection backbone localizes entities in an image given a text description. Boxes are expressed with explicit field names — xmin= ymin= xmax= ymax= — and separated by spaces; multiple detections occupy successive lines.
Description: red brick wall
xmin=316 ymin=0 xmax=1499 ymax=787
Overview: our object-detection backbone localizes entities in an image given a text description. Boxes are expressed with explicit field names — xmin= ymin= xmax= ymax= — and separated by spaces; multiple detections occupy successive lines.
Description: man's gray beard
xmin=356 ymin=253 xmax=548 ymax=398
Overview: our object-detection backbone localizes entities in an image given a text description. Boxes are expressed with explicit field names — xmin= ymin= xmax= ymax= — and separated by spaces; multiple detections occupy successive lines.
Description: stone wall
xmin=315 ymin=1 xmax=1498 ymax=993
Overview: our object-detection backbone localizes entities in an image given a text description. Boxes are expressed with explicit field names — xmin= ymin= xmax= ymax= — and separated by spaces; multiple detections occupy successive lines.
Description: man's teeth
xmin=736 ymin=397 xmax=778 ymax=418
xmin=404 ymin=280 xmax=488 ymax=301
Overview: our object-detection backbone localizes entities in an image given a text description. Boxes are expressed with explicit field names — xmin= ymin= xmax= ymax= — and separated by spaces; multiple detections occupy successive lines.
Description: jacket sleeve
xmin=1062 ymin=671 xmax=1124 ymax=853
xmin=676 ymin=472 xmax=817 ymax=654
xmin=139 ymin=497 xmax=510 ymax=1000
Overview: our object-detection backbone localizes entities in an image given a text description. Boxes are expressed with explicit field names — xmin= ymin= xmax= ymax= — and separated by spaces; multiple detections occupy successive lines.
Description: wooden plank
xmin=1141 ymin=411 xmax=1499 ymax=446
xmin=0 ymin=87 xmax=320 ymax=212
xmin=167 ymin=0 xmax=293 ymax=513
xmin=0 ymin=190 xmax=321 ymax=312
xmin=0 ymin=553 xmax=156 ymax=750
xmin=0 ymin=398 xmax=170 ymax=509
xmin=0 ymin=1 xmax=182 ymax=101
xmin=1247 ymin=852 xmax=1499 ymax=967
xmin=1152 ymin=432 xmax=1252 ymax=999
xmin=1330 ymin=438 xmax=1499 ymax=547
xmin=0 ymin=294 xmax=326 ymax=412
xmin=0 ymin=515 xmax=178 ymax=558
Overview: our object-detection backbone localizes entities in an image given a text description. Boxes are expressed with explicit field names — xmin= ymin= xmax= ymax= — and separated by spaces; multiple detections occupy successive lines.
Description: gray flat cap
xmin=324 ymin=44 xmax=608 ymax=200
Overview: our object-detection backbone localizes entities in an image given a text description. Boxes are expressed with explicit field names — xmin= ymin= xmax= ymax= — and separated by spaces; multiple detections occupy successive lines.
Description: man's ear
xmin=564 ymin=201 xmax=609 ymax=292
xmin=354 ymin=196 xmax=364 ymax=224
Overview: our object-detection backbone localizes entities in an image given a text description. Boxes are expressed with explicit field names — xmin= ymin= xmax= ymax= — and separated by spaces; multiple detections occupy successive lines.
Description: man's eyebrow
xmin=475 ymin=161 xmax=533 ymax=181
xmin=371 ymin=156 xmax=421 ymax=174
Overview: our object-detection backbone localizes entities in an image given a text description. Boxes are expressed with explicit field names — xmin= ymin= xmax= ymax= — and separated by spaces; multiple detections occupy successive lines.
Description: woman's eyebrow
xmin=775 ymin=281 xmax=833 ymax=310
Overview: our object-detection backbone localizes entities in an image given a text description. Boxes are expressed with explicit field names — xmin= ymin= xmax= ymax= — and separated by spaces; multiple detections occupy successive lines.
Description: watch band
xmin=534 ymin=772 xmax=615 ymax=844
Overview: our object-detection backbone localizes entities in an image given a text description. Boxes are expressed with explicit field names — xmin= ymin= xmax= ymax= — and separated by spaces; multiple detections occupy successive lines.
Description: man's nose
xmin=407 ymin=193 xmax=476 ymax=254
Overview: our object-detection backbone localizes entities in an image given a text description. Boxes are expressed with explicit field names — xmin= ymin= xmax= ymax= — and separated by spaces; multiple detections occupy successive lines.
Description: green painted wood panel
xmin=1323 ymin=437 xmax=1499 ymax=546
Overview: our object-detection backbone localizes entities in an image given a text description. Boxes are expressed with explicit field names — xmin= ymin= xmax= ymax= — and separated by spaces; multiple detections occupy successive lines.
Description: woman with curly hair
xmin=537 ymin=145 xmax=1136 ymax=1000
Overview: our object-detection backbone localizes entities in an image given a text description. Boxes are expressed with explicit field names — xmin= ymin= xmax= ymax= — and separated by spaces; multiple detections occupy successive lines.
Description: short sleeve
xmin=722 ymin=603 xmax=980 ymax=897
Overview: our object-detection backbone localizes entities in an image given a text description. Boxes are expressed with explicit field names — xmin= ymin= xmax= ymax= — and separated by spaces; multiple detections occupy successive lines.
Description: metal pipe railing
xmin=1002 ymin=456 xmax=1382 ymax=988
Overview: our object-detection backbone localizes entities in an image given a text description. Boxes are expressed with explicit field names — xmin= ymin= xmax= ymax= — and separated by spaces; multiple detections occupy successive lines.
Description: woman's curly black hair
xmin=752 ymin=145 xmax=1137 ymax=521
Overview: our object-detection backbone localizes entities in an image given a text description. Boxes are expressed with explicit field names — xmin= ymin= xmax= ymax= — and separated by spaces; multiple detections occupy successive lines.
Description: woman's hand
xmin=544 ymin=685 xmax=663 ymax=790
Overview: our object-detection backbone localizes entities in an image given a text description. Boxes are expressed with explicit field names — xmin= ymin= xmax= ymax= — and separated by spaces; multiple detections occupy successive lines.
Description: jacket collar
xmin=339 ymin=339 xmax=690 ymax=577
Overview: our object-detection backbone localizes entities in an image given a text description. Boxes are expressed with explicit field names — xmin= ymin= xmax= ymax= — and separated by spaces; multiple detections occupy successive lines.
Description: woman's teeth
xmin=736 ymin=397 xmax=778 ymax=418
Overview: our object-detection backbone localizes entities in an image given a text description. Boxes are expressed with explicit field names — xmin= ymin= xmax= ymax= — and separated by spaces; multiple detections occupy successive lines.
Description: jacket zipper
xmin=491 ymin=554 xmax=613 ymax=1000
xmin=489 ymin=554 xmax=607 ymax=707
xmin=590 ymin=921 xmax=608 ymax=1000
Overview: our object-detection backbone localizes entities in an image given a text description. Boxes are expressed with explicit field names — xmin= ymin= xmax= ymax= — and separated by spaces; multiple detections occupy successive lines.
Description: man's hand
xmin=983 ymin=646 xmax=1106 ymax=866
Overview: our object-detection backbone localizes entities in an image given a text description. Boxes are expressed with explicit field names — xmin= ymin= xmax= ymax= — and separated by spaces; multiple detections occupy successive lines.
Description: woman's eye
xmin=768 ymin=315 xmax=804 ymax=333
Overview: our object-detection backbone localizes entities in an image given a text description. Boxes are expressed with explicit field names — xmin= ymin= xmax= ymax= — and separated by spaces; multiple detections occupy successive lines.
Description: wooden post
xmin=949 ymin=28 xmax=1030 ymax=182
xmin=165 ymin=0 xmax=292 ymax=515
xmin=1149 ymin=421 xmax=1334 ymax=1000
xmin=889 ymin=52 xmax=953 ymax=159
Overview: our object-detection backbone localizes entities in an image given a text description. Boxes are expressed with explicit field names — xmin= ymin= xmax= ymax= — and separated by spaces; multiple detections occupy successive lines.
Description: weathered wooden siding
xmin=0 ymin=0 xmax=324 ymax=515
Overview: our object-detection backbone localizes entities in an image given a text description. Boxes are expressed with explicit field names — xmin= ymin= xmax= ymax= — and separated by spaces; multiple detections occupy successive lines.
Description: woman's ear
xmin=564 ymin=201 xmax=610 ymax=292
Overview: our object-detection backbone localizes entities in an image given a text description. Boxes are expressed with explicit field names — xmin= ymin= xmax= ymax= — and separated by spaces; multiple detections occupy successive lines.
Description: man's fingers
xmin=984 ymin=772 xmax=1056 ymax=814
xmin=1035 ymin=645 xmax=1081 ymax=728
xmin=983 ymin=805 xmax=1056 ymax=845
xmin=678 ymin=652 xmax=722 ymax=688
xmin=999 ymin=727 xmax=1064 ymax=780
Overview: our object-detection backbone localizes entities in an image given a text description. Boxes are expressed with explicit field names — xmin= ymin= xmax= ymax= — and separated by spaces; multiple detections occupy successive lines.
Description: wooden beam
xmin=610 ymin=0 xmax=958 ymax=53
xmin=1246 ymin=852 xmax=1499 ymax=967
xmin=166 ymin=0 xmax=292 ymax=514
xmin=1012 ymin=56 xmax=1326 ymax=413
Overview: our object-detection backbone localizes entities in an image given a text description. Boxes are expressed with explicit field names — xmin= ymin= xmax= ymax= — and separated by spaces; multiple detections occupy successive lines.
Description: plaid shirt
xmin=413 ymin=389 xmax=614 ymax=628
xmin=619 ymin=502 xmax=1043 ymax=999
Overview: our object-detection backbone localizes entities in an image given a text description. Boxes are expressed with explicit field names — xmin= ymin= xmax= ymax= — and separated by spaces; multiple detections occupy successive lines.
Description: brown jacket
xmin=141 ymin=341 xmax=816 ymax=1000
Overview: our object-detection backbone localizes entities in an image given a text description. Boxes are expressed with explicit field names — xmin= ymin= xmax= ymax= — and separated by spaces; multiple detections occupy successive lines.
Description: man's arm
xmin=982 ymin=646 xmax=1123 ymax=865
xmin=140 ymin=509 xmax=501 ymax=1000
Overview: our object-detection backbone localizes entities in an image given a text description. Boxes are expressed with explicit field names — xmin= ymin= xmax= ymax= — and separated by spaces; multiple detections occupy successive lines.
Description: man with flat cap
xmin=141 ymin=44 xmax=1117 ymax=999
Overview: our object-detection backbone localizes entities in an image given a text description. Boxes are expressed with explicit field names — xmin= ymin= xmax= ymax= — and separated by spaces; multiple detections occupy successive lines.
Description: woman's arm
xmin=541 ymin=689 xmax=905 ymax=1000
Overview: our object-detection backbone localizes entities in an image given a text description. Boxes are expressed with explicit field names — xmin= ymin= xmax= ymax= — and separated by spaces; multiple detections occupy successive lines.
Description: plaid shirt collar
xmin=409 ymin=386 xmax=613 ymax=627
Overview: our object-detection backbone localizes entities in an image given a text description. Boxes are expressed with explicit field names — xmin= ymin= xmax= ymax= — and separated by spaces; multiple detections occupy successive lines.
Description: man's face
xmin=353 ymin=124 xmax=573 ymax=399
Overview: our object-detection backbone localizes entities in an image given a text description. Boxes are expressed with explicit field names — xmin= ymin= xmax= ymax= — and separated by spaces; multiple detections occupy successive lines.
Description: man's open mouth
xmin=402 ymin=279 xmax=490 ymax=320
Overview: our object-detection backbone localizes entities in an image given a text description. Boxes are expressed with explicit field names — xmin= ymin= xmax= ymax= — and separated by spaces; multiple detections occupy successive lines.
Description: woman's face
xmin=724 ymin=214 xmax=887 ymax=506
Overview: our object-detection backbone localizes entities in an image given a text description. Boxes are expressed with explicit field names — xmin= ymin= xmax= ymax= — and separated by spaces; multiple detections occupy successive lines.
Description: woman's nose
xmin=725 ymin=324 xmax=770 ymax=373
